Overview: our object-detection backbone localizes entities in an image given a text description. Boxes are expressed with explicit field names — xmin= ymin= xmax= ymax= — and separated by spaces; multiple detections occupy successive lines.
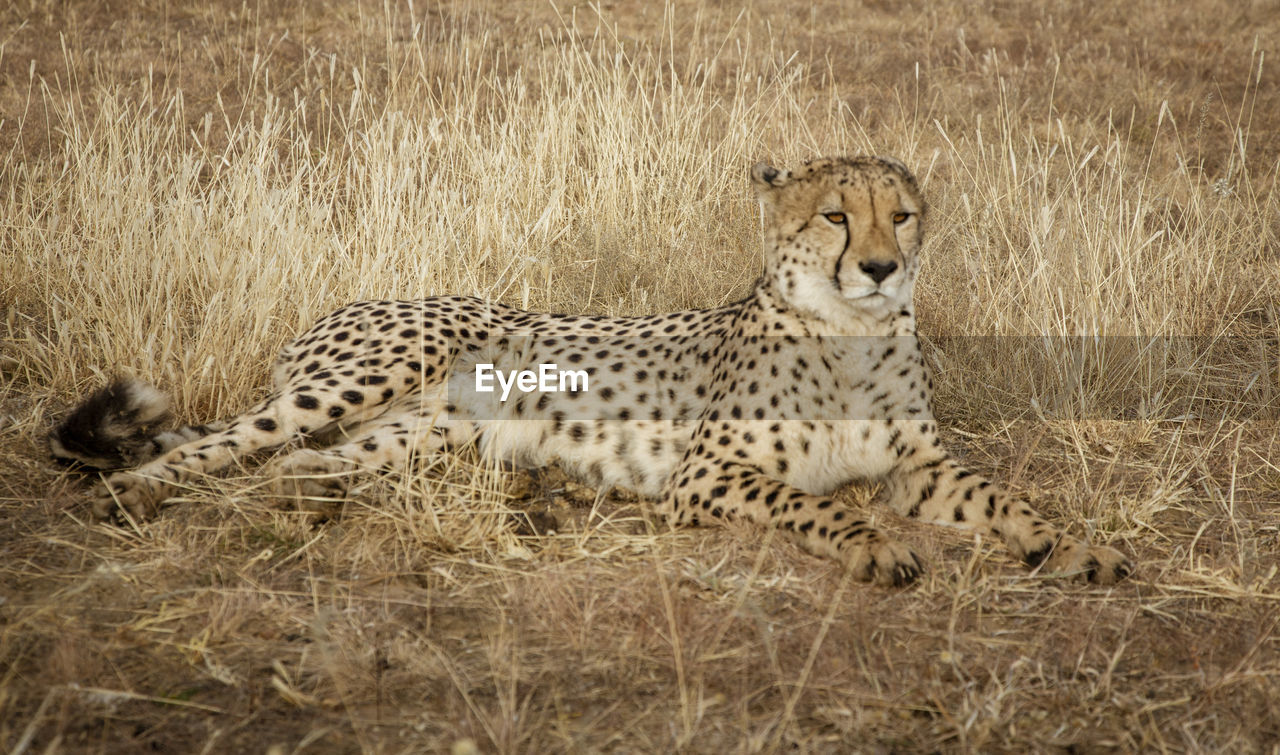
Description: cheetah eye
xmin=823 ymin=213 xmax=846 ymax=224
xmin=892 ymin=212 xmax=911 ymax=224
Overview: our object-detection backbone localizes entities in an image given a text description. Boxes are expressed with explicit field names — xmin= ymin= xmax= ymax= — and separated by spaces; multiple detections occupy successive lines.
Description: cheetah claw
xmin=858 ymin=540 xmax=923 ymax=587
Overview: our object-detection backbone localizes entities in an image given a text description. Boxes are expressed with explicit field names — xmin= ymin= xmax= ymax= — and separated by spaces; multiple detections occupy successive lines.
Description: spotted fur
xmin=51 ymin=156 xmax=1132 ymax=586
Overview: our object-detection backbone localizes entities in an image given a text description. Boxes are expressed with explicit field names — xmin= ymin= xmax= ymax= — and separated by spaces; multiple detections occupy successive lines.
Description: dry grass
xmin=3 ymin=0 xmax=1280 ymax=751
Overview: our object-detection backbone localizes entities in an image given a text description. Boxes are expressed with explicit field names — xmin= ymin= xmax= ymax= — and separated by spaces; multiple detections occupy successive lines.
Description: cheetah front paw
xmin=1080 ymin=543 xmax=1134 ymax=585
xmin=1027 ymin=534 xmax=1133 ymax=585
xmin=1065 ymin=541 xmax=1133 ymax=585
xmin=92 ymin=472 xmax=165 ymax=522
xmin=849 ymin=537 xmax=924 ymax=587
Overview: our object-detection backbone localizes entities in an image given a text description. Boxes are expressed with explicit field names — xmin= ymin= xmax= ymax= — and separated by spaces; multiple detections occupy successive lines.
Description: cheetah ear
xmin=750 ymin=162 xmax=788 ymax=197
xmin=873 ymin=155 xmax=916 ymax=182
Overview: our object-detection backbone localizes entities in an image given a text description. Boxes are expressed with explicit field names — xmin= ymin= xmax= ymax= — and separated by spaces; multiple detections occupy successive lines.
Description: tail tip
xmin=49 ymin=377 xmax=172 ymax=470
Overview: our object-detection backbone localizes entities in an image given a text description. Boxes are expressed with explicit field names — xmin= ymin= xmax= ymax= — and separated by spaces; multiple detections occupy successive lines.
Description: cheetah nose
xmin=859 ymin=259 xmax=898 ymax=284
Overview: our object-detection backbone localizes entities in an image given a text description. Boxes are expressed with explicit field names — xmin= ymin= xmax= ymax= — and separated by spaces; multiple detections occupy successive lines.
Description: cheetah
xmin=51 ymin=156 xmax=1133 ymax=586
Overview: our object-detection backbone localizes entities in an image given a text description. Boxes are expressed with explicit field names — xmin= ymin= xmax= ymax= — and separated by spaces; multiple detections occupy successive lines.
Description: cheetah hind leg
xmin=85 ymin=386 xmax=355 ymax=522
xmin=264 ymin=410 xmax=482 ymax=513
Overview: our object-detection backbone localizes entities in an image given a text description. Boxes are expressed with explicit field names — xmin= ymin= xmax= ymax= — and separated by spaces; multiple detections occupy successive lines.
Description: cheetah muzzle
xmin=51 ymin=156 xmax=1134 ymax=587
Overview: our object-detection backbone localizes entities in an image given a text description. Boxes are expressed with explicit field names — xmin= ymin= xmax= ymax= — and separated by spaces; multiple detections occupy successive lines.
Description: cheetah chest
xmin=693 ymin=334 xmax=935 ymax=495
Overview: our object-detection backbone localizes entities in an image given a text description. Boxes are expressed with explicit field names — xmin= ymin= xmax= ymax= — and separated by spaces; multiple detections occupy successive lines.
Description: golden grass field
xmin=3 ymin=0 xmax=1280 ymax=751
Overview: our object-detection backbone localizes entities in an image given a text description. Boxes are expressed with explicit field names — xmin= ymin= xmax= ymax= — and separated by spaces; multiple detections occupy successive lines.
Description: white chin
xmin=842 ymin=285 xmax=885 ymax=301
xmin=789 ymin=274 xmax=896 ymax=314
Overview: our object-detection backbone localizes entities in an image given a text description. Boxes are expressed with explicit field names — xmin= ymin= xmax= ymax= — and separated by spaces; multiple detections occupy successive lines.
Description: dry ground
xmin=4 ymin=0 xmax=1280 ymax=751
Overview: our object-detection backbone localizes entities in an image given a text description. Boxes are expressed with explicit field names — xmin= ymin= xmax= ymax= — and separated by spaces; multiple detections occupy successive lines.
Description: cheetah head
xmin=752 ymin=156 xmax=924 ymax=322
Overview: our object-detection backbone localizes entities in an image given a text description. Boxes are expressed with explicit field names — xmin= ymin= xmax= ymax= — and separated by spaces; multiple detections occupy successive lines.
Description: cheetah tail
xmin=49 ymin=377 xmax=173 ymax=470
